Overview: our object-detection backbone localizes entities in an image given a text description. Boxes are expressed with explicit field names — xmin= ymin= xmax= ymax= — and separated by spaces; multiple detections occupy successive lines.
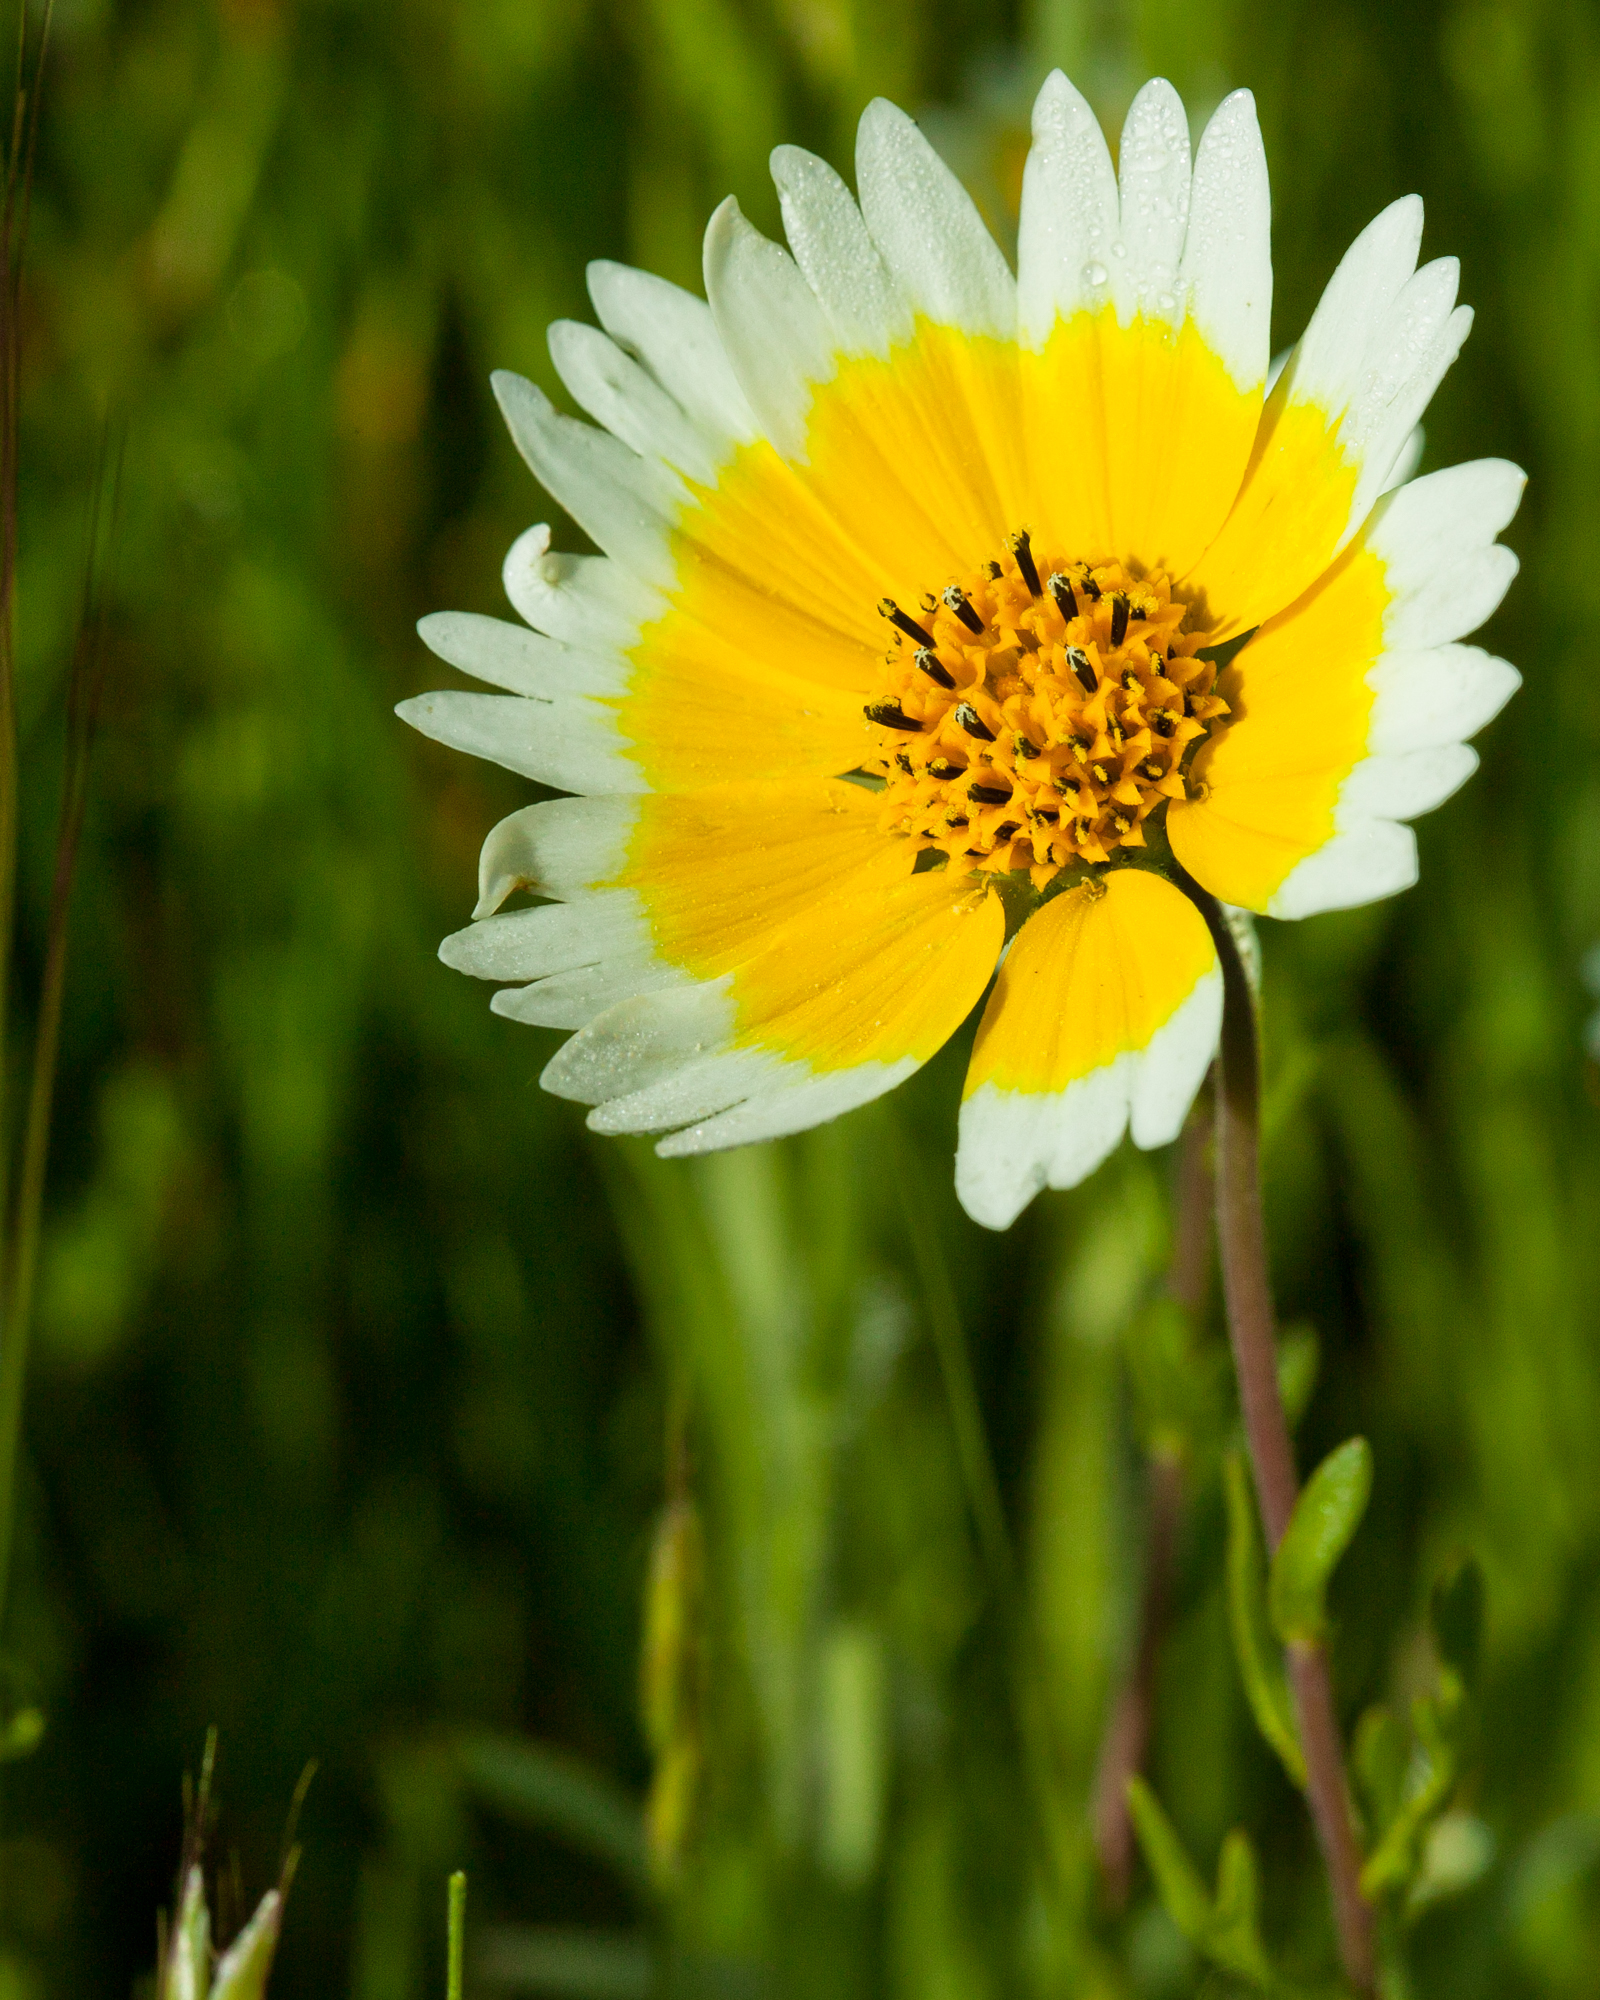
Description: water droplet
xmin=1156 ymin=290 xmax=1177 ymax=314
xmin=1112 ymin=240 xmax=1128 ymax=259
xmin=1083 ymin=261 xmax=1108 ymax=288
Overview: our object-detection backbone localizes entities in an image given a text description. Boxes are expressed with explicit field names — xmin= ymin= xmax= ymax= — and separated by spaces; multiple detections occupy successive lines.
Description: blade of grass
xmin=0 ymin=421 xmax=121 ymax=1626
xmin=884 ymin=1106 xmax=1073 ymax=1896
xmin=0 ymin=0 xmax=54 ymax=1335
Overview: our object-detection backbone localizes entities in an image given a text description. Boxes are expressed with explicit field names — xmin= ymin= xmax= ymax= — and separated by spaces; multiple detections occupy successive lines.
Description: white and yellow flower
xmin=402 ymin=74 xmax=1522 ymax=1229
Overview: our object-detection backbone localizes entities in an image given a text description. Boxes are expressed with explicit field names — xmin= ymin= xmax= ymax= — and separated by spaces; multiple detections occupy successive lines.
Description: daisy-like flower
xmin=402 ymin=73 xmax=1522 ymax=1230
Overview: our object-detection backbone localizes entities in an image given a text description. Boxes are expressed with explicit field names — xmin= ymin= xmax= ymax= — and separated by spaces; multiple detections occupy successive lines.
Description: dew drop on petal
xmin=1083 ymin=261 xmax=1108 ymax=288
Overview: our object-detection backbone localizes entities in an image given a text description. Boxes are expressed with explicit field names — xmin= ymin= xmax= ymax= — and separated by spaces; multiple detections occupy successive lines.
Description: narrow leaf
xmin=1269 ymin=1437 xmax=1373 ymax=1644
xmin=1353 ymin=1704 xmax=1409 ymax=1843
xmin=452 ymin=1730 xmax=647 ymax=1889
xmin=211 ymin=1890 xmax=281 ymax=2000
xmin=1430 ymin=1555 xmax=1485 ymax=1694
xmin=1223 ymin=1451 xmax=1306 ymax=1786
xmin=1125 ymin=1776 xmax=1213 ymax=1945
xmin=168 ymin=1866 xmax=211 ymax=2000
xmin=1209 ymin=1830 xmax=1275 ymax=1988
xmin=1276 ymin=1322 xmax=1319 ymax=1432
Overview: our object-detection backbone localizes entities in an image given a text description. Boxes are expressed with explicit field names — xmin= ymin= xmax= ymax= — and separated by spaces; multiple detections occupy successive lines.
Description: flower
xmin=401 ymin=73 xmax=1523 ymax=1230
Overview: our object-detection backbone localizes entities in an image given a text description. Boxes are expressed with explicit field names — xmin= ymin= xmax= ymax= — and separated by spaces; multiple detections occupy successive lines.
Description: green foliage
xmin=0 ymin=0 xmax=1592 ymax=1992
xmin=1268 ymin=1439 xmax=1373 ymax=1646
xmin=1358 ymin=1558 xmax=1489 ymax=1914
xmin=1224 ymin=1451 xmax=1306 ymax=1789
xmin=1126 ymin=1779 xmax=1274 ymax=1989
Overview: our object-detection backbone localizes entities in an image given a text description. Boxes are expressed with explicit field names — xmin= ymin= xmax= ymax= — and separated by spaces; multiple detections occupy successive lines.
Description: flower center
xmin=862 ymin=532 xmax=1229 ymax=889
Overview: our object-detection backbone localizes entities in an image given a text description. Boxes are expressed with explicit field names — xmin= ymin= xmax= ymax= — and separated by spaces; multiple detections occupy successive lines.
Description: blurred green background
xmin=4 ymin=0 xmax=1597 ymax=1991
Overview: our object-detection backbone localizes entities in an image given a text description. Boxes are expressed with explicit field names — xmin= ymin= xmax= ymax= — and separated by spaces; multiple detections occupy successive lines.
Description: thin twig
xmin=1092 ymin=1097 xmax=1213 ymax=1903
xmin=1187 ymin=882 xmax=1375 ymax=1992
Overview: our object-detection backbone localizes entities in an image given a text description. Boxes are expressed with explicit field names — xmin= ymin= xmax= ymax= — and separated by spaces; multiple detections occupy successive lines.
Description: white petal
xmin=956 ymin=1068 xmax=1129 ymax=1231
xmin=548 ymin=320 xmax=721 ymax=483
xmin=501 ymin=523 xmax=662 ymax=650
xmin=417 ymin=611 xmax=624 ymax=700
xmin=474 ymin=796 xmax=638 ymax=917
xmin=492 ymin=955 xmax=685 ymax=1032
xmin=1383 ymin=426 xmax=1425 ymax=493
xmin=1289 ymin=196 xmax=1424 ymax=414
xmin=855 ymin=98 xmax=1015 ymax=336
xmin=586 ymin=260 xmax=758 ymax=451
xmin=702 ymin=197 xmax=837 ymax=460
xmin=770 ymin=144 xmax=912 ymax=357
xmin=542 ymin=979 xmax=744 ymax=1116
xmin=1179 ymin=89 xmax=1271 ymax=389
xmin=1016 ymin=69 xmax=1119 ymax=344
xmin=1344 ymin=273 xmax=1471 ymax=527
xmin=1367 ymin=644 xmax=1521 ymax=754
xmin=396 ymin=689 xmax=640 ymax=795
xmin=1111 ymin=79 xmax=1192 ymax=328
xmin=1339 ymin=744 xmax=1479 ymax=821
xmin=1127 ymin=966 xmax=1223 ymax=1148
xmin=1369 ymin=458 xmax=1526 ymax=648
xmin=1267 ymin=820 xmax=1418 ymax=919
xmin=656 ymin=1059 xmax=918 ymax=1156
xmin=492 ymin=373 xmax=684 ymax=587
xmin=441 ymin=893 xmax=648 ymax=983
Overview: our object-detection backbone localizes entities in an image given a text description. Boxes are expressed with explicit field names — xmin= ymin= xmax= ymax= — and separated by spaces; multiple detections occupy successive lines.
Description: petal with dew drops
xmin=1184 ymin=199 xmax=1474 ymax=636
xmin=956 ymin=871 xmax=1220 ymax=1229
xmin=1018 ymin=81 xmax=1271 ymax=581
xmin=1170 ymin=457 xmax=1524 ymax=916
xmin=447 ymin=778 xmax=910 ymax=1028
xmin=543 ymin=863 xmax=1004 ymax=1156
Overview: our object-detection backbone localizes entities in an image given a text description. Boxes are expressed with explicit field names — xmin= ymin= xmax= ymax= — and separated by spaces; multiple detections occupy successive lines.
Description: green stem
xmin=886 ymin=1110 xmax=1070 ymax=1890
xmin=0 ymin=428 xmax=118 ymax=1628
xmin=1092 ymin=1096 xmax=1213 ymax=1904
xmin=1192 ymin=887 xmax=1375 ymax=1994
xmin=447 ymin=1871 xmax=467 ymax=2000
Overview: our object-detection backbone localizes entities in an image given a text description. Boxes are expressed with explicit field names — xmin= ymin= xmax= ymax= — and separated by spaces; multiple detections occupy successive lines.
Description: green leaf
xmin=1223 ymin=1451 xmax=1306 ymax=1787
xmin=211 ymin=1890 xmax=281 ymax=2000
xmin=1269 ymin=1438 xmax=1373 ymax=1644
xmin=1275 ymin=1322 xmax=1320 ymax=1433
xmin=452 ymin=1731 xmax=648 ymax=1890
xmin=168 ymin=1865 xmax=211 ymax=2000
xmin=1126 ymin=1782 xmax=1276 ymax=1991
xmin=1209 ymin=1830 xmax=1275 ymax=1988
xmin=1126 ymin=1776 xmax=1213 ymax=1945
xmin=1360 ymin=1696 xmax=1461 ymax=1902
xmin=1430 ymin=1556 xmax=1485 ymax=1694
xmin=1353 ymin=1704 xmax=1409 ymax=1843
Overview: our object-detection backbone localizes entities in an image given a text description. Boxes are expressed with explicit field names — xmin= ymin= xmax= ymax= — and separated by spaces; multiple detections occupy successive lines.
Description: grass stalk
xmin=447 ymin=1871 xmax=467 ymax=2000
xmin=0 ymin=424 xmax=119 ymax=1624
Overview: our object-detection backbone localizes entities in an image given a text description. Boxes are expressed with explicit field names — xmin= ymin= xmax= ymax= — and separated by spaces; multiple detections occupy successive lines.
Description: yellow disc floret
xmin=862 ymin=533 xmax=1229 ymax=889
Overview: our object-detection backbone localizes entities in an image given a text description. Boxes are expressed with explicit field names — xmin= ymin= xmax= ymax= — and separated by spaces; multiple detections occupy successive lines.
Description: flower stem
xmin=1197 ymin=890 xmax=1375 ymax=1994
xmin=1093 ymin=1098 xmax=1213 ymax=1903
